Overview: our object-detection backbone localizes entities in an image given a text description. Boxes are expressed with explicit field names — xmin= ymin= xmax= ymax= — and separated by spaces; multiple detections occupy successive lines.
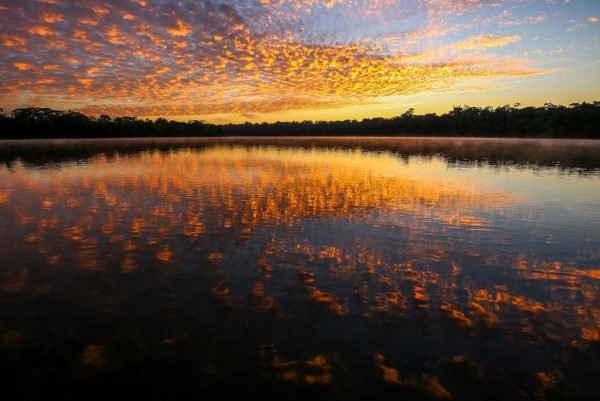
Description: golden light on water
xmin=1 ymin=140 xmax=600 ymax=399
xmin=1 ymin=145 xmax=598 ymax=349
xmin=1 ymin=146 xmax=516 ymax=235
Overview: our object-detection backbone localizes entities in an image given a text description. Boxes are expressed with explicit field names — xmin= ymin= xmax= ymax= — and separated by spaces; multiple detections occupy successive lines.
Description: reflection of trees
xmin=2 ymin=136 xmax=600 ymax=171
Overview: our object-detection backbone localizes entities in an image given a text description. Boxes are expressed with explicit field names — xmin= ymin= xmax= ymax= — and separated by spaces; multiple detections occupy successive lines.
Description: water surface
xmin=0 ymin=138 xmax=599 ymax=400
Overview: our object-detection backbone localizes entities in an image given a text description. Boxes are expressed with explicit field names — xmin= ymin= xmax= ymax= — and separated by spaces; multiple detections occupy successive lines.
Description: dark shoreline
xmin=2 ymin=136 xmax=600 ymax=171
xmin=2 ymin=102 xmax=600 ymax=140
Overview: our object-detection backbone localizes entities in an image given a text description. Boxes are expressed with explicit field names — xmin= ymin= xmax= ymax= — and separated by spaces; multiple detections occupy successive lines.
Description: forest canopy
xmin=1 ymin=102 xmax=599 ymax=139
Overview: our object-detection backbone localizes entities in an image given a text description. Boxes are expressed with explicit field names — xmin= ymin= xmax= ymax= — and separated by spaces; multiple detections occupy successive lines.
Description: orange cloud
xmin=451 ymin=35 xmax=521 ymax=52
xmin=166 ymin=19 xmax=191 ymax=37
xmin=13 ymin=62 xmax=35 ymax=71
xmin=0 ymin=0 xmax=554 ymax=120
xmin=27 ymin=25 xmax=56 ymax=36
xmin=40 ymin=11 xmax=64 ymax=23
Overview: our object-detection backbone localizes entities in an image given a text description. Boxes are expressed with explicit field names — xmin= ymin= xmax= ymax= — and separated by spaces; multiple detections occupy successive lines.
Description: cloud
xmin=165 ymin=19 xmax=192 ymax=37
xmin=451 ymin=34 xmax=521 ymax=52
xmin=0 ymin=0 xmax=549 ymax=117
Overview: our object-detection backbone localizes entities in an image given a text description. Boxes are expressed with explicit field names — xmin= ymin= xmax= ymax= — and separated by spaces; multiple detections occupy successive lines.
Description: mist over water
xmin=0 ymin=138 xmax=599 ymax=400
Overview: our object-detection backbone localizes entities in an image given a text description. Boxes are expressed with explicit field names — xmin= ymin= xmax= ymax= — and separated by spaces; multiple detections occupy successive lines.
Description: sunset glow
xmin=1 ymin=0 xmax=599 ymax=122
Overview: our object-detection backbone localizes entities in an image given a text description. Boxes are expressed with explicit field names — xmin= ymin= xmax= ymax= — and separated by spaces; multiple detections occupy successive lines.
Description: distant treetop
xmin=1 ymin=102 xmax=599 ymax=139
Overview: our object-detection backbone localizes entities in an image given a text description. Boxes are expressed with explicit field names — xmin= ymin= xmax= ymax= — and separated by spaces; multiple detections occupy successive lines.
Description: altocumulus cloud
xmin=0 ymin=0 xmax=548 ymax=117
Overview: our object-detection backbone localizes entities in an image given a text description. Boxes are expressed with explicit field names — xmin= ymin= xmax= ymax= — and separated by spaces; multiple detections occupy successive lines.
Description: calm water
xmin=0 ymin=138 xmax=599 ymax=400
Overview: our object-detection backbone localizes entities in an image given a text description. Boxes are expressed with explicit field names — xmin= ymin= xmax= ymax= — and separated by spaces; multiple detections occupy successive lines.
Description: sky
xmin=0 ymin=0 xmax=599 ymax=123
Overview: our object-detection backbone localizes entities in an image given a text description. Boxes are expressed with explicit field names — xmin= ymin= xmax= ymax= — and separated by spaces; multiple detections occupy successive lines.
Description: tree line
xmin=0 ymin=108 xmax=221 ymax=139
xmin=1 ymin=102 xmax=599 ymax=139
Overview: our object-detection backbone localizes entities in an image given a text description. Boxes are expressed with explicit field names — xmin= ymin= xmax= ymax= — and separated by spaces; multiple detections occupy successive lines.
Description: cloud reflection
xmin=0 ymin=145 xmax=598 ymax=348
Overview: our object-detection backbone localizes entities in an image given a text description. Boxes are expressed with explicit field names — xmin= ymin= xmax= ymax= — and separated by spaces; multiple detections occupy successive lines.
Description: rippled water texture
xmin=0 ymin=138 xmax=599 ymax=400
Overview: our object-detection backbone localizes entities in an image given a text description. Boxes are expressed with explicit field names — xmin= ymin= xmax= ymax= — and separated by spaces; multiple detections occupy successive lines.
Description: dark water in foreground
xmin=0 ymin=138 xmax=599 ymax=400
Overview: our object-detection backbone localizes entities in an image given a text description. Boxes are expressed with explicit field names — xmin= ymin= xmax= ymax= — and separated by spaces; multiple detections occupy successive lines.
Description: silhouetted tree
xmin=1 ymin=102 xmax=599 ymax=139
xmin=0 ymin=107 xmax=222 ymax=139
